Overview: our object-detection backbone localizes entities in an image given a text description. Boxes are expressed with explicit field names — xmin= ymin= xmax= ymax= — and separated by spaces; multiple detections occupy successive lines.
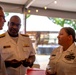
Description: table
xmin=27 ymin=68 xmax=46 ymax=75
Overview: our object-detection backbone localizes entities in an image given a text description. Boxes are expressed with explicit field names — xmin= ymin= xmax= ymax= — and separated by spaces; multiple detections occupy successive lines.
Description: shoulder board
xmin=0 ymin=33 xmax=5 ymax=38
xmin=21 ymin=34 xmax=29 ymax=37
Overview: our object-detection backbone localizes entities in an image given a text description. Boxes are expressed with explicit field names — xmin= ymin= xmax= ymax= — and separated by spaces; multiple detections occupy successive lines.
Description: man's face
xmin=8 ymin=16 xmax=21 ymax=36
xmin=0 ymin=10 xmax=6 ymax=30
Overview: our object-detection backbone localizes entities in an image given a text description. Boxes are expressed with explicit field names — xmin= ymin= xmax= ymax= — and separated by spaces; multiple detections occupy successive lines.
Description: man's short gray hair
xmin=0 ymin=6 xmax=3 ymax=10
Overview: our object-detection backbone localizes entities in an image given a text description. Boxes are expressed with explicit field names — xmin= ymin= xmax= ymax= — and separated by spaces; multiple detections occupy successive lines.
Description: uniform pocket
xmin=50 ymin=56 xmax=56 ymax=60
xmin=2 ymin=48 xmax=13 ymax=60
xmin=22 ymin=47 xmax=30 ymax=58
xmin=50 ymin=54 xmax=56 ymax=60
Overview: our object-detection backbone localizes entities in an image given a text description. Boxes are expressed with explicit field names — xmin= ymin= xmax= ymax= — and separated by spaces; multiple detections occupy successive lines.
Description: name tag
xmin=23 ymin=44 xmax=30 ymax=47
xmin=3 ymin=45 xmax=11 ymax=48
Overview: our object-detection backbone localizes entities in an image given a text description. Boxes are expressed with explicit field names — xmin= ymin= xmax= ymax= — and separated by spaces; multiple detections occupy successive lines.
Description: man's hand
xmin=22 ymin=55 xmax=35 ymax=67
xmin=22 ymin=59 xmax=33 ymax=67
xmin=45 ymin=69 xmax=56 ymax=75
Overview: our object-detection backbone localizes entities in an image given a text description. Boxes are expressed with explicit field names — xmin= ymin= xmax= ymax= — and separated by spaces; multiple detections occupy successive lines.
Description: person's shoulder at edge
xmin=20 ymin=34 xmax=29 ymax=37
xmin=0 ymin=33 xmax=5 ymax=38
xmin=51 ymin=46 xmax=61 ymax=54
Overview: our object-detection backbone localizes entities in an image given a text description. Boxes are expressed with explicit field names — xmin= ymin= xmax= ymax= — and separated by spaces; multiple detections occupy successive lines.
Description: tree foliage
xmin=48 ymin=17 xmax=76 ymax=30
xmin=26 ymin=14 xmax=31 ymax=19
xmin=5 ymin=12 xmax=9 ymax=17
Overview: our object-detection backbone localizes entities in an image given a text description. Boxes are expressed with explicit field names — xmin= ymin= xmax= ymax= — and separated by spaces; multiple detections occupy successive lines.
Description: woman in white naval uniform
xmin=46 ymin=27 xmax=76 ymax=75
xmin=0 ymin=15 xmax=35 ymax=75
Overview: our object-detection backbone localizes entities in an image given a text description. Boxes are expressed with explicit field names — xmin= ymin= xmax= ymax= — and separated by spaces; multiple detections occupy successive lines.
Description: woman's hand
xmin=45 ymin=69 xmax=56 ymax=75
xmin=45 ymin=69 xmax=51 ymax=75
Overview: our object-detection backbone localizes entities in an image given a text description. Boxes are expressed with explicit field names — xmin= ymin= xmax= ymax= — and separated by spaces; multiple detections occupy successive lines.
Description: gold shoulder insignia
xmin=21 ymin=34 xmax=29 ymax=37
xmin=0 ymin=33 xmax=5 ymax=38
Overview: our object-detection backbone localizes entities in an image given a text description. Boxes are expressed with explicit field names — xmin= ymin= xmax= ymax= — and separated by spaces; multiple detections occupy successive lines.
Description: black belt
xmin=5 ymin=59 xmax=33 ymax=68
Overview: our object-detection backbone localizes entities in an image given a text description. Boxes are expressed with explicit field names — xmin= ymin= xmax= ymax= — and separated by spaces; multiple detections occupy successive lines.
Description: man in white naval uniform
xmin=0 ymin=15 xmax=35 ymax=75
xmin=0 ymin=6 xmax=7 ymax=75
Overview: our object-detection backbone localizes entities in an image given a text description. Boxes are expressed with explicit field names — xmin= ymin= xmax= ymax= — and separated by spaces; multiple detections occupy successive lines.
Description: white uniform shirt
xmin=0 ymin=54 xmax=7 ymax=75
xmin=48 ymin=43 xmax=76 ymax=75
xmin=0 ymin=32 xmax=35 ymax=75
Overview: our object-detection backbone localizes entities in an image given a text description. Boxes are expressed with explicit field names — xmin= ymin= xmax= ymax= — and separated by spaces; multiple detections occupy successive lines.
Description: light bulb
xmin=54 ymin=0 xmax=57 ymax=4
xmin=28 ymin=10 xmax=31 ymax=13
xmin=44 ymin=6 xmax=47 ymax=10
xmin=36 ymin=9 xmax=38 ymax=12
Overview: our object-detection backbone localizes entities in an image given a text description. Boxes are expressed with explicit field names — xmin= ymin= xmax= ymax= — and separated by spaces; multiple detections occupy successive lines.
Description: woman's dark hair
xmin=63 ymin=27 xmax=75 ymax=42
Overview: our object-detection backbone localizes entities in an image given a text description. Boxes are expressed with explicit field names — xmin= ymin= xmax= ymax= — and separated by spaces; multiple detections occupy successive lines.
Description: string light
xmin=36 ymin=9 xmax=38 ymax=12
xmin=44 ymin=6 xmax=47 ymax=10
xmin=44 ymin=0 xmax=57 ymax=10
xmin=27 ymin=0 xmax=57 ymax=13
xmin=54 ymin=0 xmax=57 ymax=4
xmin=28 ymin=10 xmax=31 ymax=13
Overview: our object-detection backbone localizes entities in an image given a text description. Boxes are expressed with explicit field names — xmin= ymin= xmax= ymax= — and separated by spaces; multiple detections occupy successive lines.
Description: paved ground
xmin=34 ymin=54 xmax=50 ymax=70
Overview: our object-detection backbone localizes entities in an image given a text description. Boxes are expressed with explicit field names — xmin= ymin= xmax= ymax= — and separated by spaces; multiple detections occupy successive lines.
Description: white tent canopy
xmin=0 ymin=0 xmax=76 ymax=19
xmin=26 ymin=15 xmax=62 ymax=32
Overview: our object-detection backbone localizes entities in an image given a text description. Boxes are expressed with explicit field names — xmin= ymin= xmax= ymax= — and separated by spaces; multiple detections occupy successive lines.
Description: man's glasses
xmin=10 ymin=22 xmax=21 ymax=27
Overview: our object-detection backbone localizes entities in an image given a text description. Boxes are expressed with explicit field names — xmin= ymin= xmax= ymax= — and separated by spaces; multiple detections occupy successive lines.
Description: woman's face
xmin=57 ymin=28 xmax=70 ymax=46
